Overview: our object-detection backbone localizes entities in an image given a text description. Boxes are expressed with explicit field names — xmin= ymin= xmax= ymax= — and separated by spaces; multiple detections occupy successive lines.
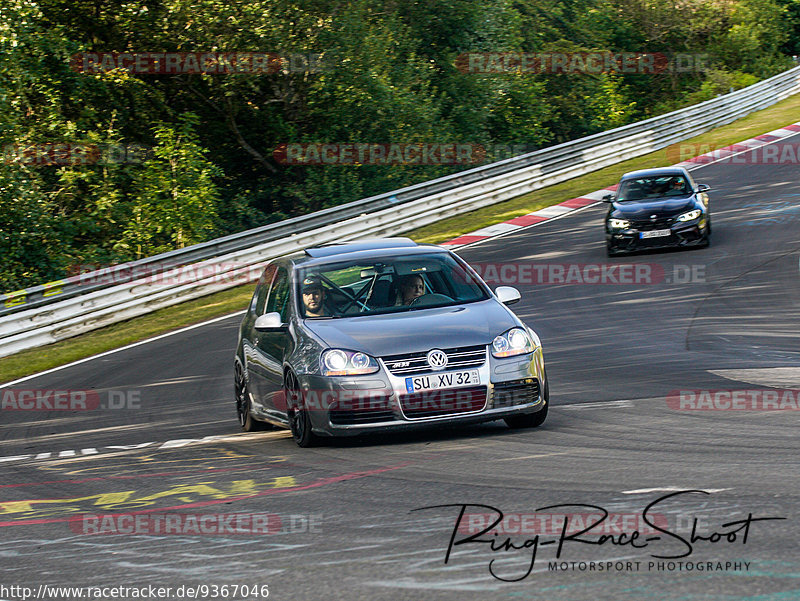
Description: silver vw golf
xmin=234 ymin=238 xmax=548 ymax=446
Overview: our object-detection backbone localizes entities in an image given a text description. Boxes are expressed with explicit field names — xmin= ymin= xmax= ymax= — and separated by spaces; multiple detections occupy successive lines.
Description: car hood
xmin=611 ymin=196 xmax=696 ymax=219
xmin=303 ymin=300 xmax=520 ymax=356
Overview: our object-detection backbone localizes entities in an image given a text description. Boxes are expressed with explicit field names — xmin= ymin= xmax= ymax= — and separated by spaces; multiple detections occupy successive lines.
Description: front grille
xmin=399 ymin=386 xmax=487 ymax=419
xmin=382 ymin=345 xmax=486 ymax=376
xmin=492 ymin=379 xmax=540 ymax=408
xmin=631 ymin=218 xmax=672 ymax=231
xmin=329 ymin=394 xmax=395 ymax=425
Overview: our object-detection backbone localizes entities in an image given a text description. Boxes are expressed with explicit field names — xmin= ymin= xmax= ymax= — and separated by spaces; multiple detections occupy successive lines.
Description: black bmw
xmin=603 ymin=166 xmax=711 ymax=256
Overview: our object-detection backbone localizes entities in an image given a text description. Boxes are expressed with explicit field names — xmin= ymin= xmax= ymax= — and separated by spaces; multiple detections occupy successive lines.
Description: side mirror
xmin=495 ymin=286 xmax=521 ymax=306
xmin=696 ymin=183 xmax=710 ymax=192
xmin=602 ymin=193 xmax=615 ymax=203
xmin=254 ymin=312 xmax=286 ymax=331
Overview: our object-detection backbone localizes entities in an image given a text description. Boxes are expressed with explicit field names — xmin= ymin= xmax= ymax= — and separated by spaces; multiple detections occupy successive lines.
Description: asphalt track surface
xmin=1 ymin=138 xmax=800 ymax=601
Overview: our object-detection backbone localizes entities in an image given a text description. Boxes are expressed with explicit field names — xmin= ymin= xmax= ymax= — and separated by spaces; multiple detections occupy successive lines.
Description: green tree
xmin=117 ymin=115 xmax=221 ymax=258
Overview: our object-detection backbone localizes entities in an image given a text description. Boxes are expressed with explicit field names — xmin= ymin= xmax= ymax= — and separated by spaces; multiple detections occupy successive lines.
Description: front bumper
xmin=298 ymin=348 xmax=546 ymax=437
xmin=607 ymin=219 xmax=708 ymax=253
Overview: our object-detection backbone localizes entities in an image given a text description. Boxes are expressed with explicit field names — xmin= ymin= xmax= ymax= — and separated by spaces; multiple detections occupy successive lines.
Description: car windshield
xmin=617 ymin=175 xmax=691 ymax=201
xmin=297 ymin=252 xmax=489 ymax=318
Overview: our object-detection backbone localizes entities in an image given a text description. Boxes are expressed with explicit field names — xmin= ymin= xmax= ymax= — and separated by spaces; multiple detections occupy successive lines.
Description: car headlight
xmin=676 ymin=209 xmax=702 ymax=222
xmin=609 ymin=218 xmax=630 ymax=229
xmin=492 ymin=328 xmax=535 ymax=358
xmin=321 ymin=349 xmax=379 ymax=376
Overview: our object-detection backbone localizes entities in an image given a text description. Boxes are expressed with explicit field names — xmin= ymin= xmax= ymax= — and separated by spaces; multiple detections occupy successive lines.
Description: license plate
xmin=405 ymin=370 xmax=480 ymax=393
xmin=640 ymin=229 xmax=671 ymax=239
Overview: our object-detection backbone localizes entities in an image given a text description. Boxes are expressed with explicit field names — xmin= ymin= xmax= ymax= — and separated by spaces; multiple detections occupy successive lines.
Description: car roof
xmin=620 ymin=166 xmax=690 ymax=180
xmin=304 ymin=237 xmax=419 ymax=258
xmin=284 ymin=239 xmax=448 ymax=268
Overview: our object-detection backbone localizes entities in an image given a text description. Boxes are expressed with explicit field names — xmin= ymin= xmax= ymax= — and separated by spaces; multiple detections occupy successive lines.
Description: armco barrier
xmin=2 ymin=65 xmax=800 ymax=358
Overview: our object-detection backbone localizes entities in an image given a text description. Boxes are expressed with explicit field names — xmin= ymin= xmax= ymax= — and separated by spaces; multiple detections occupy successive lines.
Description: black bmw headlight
xmin=676 ymin=209 xmax=702 ymax=222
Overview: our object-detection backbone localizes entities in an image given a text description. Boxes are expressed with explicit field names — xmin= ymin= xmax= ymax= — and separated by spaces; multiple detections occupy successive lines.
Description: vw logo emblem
xmin=426 ymin=349 xmax=448 ymax=370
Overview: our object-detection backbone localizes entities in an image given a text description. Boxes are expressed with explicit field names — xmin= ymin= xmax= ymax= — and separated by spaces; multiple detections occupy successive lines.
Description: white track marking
xmin=468 ymin=222 xmax=522 ymax=236
xmin=530 ymin=205 xmax=574 ymax=218
xmin=493 ymin=451 xmax=570 ymax=461
xmin=105 ymin=442 xmax=156 ymax=450
xmin=0 ymin=455 xmax=32 ymax=463
xmin=560 ymin=400 xmax=634 ymax=410
xmin=0 ymin=431 xmax=289 ymax=464
xmin=622 ymin=487 xmax=731 ymax=494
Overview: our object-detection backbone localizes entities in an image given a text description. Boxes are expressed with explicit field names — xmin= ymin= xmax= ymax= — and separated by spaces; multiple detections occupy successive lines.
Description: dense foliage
xmin=1 ymin=0 xmax=796 ymax=290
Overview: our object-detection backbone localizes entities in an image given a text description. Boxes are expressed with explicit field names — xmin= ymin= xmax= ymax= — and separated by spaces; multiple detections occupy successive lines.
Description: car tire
xmin=606 ymin=245 xmax=620 ymax=258
xmin=286 ymin=371 xmax=321 ymax=448
xmin=504 ymin=377 xmax=549 ymax=429
xmin=235 ymin=362 xmax=268 ymax=432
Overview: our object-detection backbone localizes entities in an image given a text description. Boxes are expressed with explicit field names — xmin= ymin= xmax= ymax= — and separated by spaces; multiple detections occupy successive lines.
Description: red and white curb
xmin=439 ymin=188 xmax=614 ymax=248
xmin=440 ymin=121 xmax=800 ymax=249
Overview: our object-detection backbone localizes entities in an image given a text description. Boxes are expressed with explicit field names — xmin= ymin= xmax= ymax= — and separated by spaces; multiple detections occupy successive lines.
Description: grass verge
xmin=0 ymin=286 xmax=252 ymax=384
xmin=3 ymin=92 xmax=800 ymax=384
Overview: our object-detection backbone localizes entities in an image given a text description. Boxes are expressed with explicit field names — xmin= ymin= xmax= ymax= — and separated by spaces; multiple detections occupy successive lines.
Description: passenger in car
xmin=395 ymin=274 xmax=426 ymax=305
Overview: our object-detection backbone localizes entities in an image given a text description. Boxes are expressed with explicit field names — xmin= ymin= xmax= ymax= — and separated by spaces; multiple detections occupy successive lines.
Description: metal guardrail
xmin=2 ymin=64 xmax=800 ymax=358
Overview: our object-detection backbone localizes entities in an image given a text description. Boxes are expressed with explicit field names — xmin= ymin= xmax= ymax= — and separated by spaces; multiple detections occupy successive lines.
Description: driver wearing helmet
xmin=666 ymin=177 xmax=688 ymax=195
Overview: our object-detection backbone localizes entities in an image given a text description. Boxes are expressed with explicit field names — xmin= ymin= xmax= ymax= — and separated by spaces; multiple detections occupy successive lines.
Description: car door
xmin=252 ymin=264 xmax=293 ymax=420
xmin=242 ymin=264 xmax=275 ymax=405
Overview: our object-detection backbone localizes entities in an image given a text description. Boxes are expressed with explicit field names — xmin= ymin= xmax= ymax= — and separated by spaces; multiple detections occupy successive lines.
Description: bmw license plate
xmin=405 ymin=370 xmax=480 ymax=393
xmin=640 ymin=229 xmax=671 ymax=239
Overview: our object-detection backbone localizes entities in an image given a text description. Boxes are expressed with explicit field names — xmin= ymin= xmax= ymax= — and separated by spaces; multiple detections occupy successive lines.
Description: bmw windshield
xmin=297 ymin=252 xmax=490 ymax=318
xmin=617 ymin=175 xmax=692 ymax=201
